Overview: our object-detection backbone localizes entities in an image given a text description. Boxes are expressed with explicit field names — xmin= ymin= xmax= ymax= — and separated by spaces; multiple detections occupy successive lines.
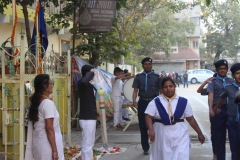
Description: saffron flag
xmin=30 ymin=0 xmax=48 ymax=57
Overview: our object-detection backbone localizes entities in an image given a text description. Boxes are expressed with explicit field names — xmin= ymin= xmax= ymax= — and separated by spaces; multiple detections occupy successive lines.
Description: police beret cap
xmin=214 ymin=59 xmax=228 ymax=68
xmin=141 ymin=57 xmax=152 ymax=64
xmin=230 ymin=63 xmax=240 ymax=75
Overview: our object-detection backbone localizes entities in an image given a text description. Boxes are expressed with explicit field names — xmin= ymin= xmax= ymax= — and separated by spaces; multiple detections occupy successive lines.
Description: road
xmin=96 ymin=84 xmax=232 ymax=160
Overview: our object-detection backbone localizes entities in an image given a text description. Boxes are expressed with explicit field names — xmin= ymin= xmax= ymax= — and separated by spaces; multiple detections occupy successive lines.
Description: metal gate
xmin=0 ymin=33 xmax=71 ymax=160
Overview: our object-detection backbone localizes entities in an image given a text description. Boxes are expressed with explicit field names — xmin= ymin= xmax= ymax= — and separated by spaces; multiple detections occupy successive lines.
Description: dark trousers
xmin=210 ymin=116 xmax=217 ymax=155
xmin=226 ymin=119 xmax=240 ymax=160
xmin=183 ymin=80 xmax=188 ymax=88
xmin=216 ymin=107 xmax=227 ymax=160
xmin=210 ymin=106 xmax=227 ymax=160
xmin=137 ymin=98 xmax=151 ymax=151
xmin=175 ymin=79 xmax=179 ymax=87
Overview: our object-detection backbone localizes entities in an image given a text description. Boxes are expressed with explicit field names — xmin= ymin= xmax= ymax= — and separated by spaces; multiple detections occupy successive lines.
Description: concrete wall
xmin=99 ymin=62 xmax=136 ymax=75
xmin=153 ymin=60 xmax=200 ymax=75
xmin=100 ymin=62 xmax=115 ymax=74
xmin=0 ymin=22 xmax=69 ymax=57
xmin=0 ymin=22 xmax=23 ymax=48
xmin=153 ymin=62 xmax=185 ymax=75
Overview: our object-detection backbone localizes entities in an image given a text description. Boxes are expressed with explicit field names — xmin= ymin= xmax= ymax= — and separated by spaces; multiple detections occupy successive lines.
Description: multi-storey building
xmin=152 ymin=3 xmax=201 ymax=74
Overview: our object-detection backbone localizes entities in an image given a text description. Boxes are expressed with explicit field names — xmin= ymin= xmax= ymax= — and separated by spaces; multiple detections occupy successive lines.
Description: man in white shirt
xmin=111 ymin=67 xmax=131 ymax=130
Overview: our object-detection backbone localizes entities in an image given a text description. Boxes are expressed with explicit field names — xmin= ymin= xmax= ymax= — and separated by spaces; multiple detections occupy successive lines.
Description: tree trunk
xmin=21 ymin=0 xmax=31 ymax=47
xmin=214 ymin=49 xmax=222 ymax=62
xmin=90 ymin=36 xmax=100 ymax=66
xmin=72 ymin=0 xmax=77 ymax=55
xmin=90 ymin=51 xmax=100 ymax=66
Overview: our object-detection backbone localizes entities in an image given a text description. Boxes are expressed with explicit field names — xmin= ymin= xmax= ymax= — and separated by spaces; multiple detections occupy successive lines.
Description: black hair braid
xmin=28 ymin=74 xmax=50 ymax=122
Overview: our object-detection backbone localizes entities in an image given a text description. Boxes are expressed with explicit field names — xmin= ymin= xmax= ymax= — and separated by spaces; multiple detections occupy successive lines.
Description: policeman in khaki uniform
xmin=207 ymin=59 xmax=234 ymax=160
xmin=132 ymin=57 xmax=162 ymax=155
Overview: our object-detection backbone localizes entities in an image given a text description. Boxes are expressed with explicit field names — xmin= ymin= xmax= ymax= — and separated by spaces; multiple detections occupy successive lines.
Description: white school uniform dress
xmin=145 ymin=95 xmax=193 ymax=160
xmin=25 ymin=99 xmax=64 ymax=160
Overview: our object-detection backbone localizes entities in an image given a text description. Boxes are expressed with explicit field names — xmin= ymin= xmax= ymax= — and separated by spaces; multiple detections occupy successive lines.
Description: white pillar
xmin=67 ymin=50 xmax=71 ymax=145
xmin=19 ymin=31 xmax=25 ymax=160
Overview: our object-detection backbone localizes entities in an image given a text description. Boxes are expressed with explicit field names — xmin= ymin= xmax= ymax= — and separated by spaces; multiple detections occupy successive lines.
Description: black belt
xmin=140 ymin=97 xmax=154 ymax=101
xmin=154 ymin=119 xmax=184 ymax=123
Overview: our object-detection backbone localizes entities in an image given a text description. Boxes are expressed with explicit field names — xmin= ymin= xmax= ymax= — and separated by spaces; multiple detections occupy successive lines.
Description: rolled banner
xmin=98 ymin=88 xmax=105 ymax=109
xmin=98 ymin=88 xmax=109 ymax=150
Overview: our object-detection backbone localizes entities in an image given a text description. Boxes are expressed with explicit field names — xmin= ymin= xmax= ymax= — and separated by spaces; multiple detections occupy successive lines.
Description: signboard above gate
xmin=78 ymin=0 xmax=117 ymax=33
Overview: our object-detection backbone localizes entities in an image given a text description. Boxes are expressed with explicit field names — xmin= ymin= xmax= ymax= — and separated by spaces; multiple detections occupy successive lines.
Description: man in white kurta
xmin=145 ymin=95 xmax=193 ymax=160
xmin=111 ymin=75 xmax=124 ymax=127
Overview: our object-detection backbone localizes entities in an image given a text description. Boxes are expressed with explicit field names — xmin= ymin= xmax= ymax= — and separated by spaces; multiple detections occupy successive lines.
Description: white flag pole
xmin=98 ymin=88 xmax=109 ymax=150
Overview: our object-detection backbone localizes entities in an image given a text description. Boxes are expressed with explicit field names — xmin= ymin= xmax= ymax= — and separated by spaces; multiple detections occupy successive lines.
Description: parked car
xmin=188 ymin=69 xmax=215 ymax=84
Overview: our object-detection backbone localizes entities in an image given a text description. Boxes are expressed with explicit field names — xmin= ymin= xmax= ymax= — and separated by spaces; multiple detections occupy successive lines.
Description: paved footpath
xmin=95 ymin=122 xmax=231 ymax=160
xmin=68 ymin=119 xmax=231 ymax=160
xmin=67 ymin=84 xmax=232 ymax=160
xmin=1 ymin=85 xmax=232 ymax=160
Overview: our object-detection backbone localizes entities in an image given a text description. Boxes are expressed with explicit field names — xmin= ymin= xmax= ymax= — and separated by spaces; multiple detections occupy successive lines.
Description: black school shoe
xmin=143 ymin=150 xmax=149 ymax=155
xmin=123 ymin=118 xmax=131 ymax=121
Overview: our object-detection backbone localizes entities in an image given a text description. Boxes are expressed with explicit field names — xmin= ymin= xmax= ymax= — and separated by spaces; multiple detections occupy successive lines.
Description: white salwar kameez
xmin=25 ymin=99 xmax=64 ymax=160
xmin=145 ymin=95 xmax=193 ymax=160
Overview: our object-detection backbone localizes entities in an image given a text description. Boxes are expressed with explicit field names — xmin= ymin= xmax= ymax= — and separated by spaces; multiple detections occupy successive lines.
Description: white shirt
xmin=145 ymin=95 xmax=193 ymax=119
xmin=111 ymin=76 xmax=123 ymax=97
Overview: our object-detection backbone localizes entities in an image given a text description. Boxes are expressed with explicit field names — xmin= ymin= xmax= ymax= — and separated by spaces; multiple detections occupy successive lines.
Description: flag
xmin=30 ymin=0 xmax=48 ymax=57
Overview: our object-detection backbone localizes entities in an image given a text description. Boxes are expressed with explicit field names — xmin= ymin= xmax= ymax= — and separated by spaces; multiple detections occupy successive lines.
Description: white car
xmin=188 ymin=69 xmax=215 ymax=84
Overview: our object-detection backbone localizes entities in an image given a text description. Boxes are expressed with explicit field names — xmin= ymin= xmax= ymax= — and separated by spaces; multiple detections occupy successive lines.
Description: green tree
xmin=201 ymin=0 xmax=240 ymax=62
xmin=135 ymin=7 xmax=195 ymax=57
xmin=0 ymin=0 xmax=59 ymax=47
xmin=205 ymin=0 xmax=239 ymax=6
xmin=46 ymin=0 xmax=195 ymax=66
xmin=47 ymin=0 xmax=165 ymax=66
xmin=47 ymin=0 xmax=130 ymax=66
xmin=113 ymin=0 xmax=194 ymax=64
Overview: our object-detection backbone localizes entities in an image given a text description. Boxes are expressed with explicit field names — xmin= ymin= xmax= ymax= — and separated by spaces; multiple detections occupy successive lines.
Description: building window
xmin=186 ymin=61 xmax=189 ymax=70
xmin=171 ymin=47 xmax=178 ymax=53
xmin=191 ymin=17 xmax=200 ymax=26
xmin=193 ymin=41 xmax=198 ymax=48
xmin=194 ymin=61 xmax=198 ymax=66
xmin=61 ymin=40 xmax=70 ymax=55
